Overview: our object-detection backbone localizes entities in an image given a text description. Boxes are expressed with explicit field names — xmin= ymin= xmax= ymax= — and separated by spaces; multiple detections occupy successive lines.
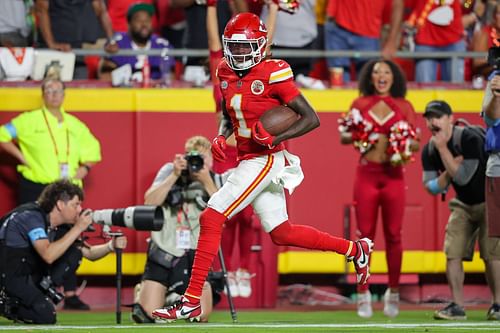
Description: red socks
xmin=269 ymin=221 xmax=355 ymax=256
xmin=185 ymin=208 xmax=227 ymax=302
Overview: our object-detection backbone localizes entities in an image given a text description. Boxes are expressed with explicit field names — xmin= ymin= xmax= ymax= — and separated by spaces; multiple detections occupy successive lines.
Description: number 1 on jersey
xmin=230 ymin=94 xmax=251 ymax=138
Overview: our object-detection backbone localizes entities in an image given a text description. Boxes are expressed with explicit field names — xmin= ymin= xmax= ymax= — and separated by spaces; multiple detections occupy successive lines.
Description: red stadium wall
xmin=0 ymin=87 xmax=487 ymax=279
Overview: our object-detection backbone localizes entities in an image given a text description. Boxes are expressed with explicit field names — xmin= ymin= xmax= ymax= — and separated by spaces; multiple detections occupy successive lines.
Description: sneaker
xmin=236 ymin=269 xmax=255 ymax=298
xmin=224 ymin=271 xmax=239 ymax=297
xmin=63 ymin=295 xmax=90 ymax=310
xmin=296 ymin=74 xmax=327 ymax=90
xmin=487 ymin=303 xmax=500 ymax=320
xmin=383 ymin=289 xmax=400 ymax=318
xmin=357 ymin=291 xmax=373 ymax=318
xmin=152 ymin=296 xmax=202 ymax=323
xmin=347 ymin=238 xmax=374 ymax=285
xmin=434 ymin=302 xmax=467 ymax=320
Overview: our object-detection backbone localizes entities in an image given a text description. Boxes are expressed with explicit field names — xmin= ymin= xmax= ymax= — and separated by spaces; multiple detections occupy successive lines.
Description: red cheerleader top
xmin=349 ymin=95 xmax=416 ymax=135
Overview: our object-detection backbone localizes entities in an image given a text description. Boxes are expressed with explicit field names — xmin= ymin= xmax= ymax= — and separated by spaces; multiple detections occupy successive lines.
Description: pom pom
xmin=386 ymin=121 xmax=418 ymax=166
xmin=338 ymin=109 xmax=378 ymax=154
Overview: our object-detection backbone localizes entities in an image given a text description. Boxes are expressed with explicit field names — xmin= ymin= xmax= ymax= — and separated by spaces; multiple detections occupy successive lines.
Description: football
xmin=260 ymin=105 xmax=300 ymax=136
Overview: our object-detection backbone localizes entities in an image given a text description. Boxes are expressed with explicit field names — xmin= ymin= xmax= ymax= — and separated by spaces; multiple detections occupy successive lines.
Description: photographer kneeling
xmin=0 ymin=180 xmax=92 ymax=324
xmin=0 ymin=180 xmax=127 ymax=324
xmin=132 ymin=136 xmax=225 ymax=323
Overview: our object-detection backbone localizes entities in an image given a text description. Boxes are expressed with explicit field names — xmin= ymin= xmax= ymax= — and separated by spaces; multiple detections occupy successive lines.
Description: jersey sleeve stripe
xmin=269 ymin=68 xmax=293 ymax=84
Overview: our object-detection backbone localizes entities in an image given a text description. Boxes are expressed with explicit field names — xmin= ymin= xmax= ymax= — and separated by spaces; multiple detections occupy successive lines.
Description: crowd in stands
xmin=0 ymin=0 xmax=499 ymax=85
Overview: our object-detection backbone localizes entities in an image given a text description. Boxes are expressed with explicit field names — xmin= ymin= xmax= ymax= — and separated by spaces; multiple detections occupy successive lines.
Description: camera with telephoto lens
xmin=39 ymin=276 xmax=64 ymax=305
xmin=91 ymin=206 xmax=164 ymax=231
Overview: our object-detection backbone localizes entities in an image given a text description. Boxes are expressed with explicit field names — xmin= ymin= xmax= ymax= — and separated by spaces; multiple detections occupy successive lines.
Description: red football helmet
xmin=222 ymin=13 xmax=267 ymax=71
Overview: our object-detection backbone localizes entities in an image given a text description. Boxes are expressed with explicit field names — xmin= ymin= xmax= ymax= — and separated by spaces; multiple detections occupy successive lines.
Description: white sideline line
xmin=0 ymin=323 xmax=499 ymax=330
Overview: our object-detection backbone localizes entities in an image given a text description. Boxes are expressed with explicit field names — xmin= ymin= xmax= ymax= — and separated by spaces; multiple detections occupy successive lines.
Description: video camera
xmin=92 ymin=205 xmax=164 ymax=231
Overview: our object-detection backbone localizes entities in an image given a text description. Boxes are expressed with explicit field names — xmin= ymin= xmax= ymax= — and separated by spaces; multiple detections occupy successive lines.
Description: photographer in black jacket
xmin=0 ymin=180 xmax=93 ymax=324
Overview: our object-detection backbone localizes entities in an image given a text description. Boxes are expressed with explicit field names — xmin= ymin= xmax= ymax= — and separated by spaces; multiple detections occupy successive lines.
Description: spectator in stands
xmin=99 ymin=2 xmax=174 ymax=83
xmin=260 ymin=0 xmax=318 ymax=79
xmin=131 ymin=136 xmax=221 ymax=323
xmin=0 ymin=0 xmax=32 ymax=47
xmin=462 ymin=0 xmax=486 ymax=43
xmin=0 ymin=78 xmax=102 ymax=310
xmin=35 ymin=0 xmax=117 ymax=79
xmin=106 ymin=0 xmax=155 ymax=33
xmin=340 ymin=59 xmax=419 ymax=318
xmin=471 ymin=2 xmax=500 ymax=78
xmin=170 ymin=0 xmax=233 ymax=67
xmin=324 ymin=0 xmax=404 ymax=83
xmin=156 ymin=0 xmax=186 ymax=50
xmin=407 ymin=0 xmax=465 ymax=82
xmin=421 ymin=100 xmax=500 ymax=320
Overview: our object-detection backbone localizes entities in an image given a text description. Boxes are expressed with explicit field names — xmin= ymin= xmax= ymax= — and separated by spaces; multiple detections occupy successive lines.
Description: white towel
xmin=272 ymin=151 xmax=304 ymax=194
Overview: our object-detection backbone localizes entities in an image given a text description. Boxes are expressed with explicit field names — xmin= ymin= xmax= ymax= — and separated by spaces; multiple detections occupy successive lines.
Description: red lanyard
xmin=42 ymin=109 xmax=70 ymax=163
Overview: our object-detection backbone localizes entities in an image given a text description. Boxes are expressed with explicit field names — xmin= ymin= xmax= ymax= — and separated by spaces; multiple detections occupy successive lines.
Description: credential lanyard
xmin=42 ymin=109 xmax=69 ymax=163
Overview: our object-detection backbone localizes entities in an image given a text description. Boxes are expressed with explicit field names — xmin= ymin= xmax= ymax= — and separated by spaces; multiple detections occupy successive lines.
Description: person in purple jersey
xmin=99 ymin=2 xmax=174 ymax=81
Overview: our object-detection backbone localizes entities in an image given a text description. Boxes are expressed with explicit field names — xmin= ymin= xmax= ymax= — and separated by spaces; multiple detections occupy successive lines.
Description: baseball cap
xmin=423 ymin=100 xmax=452 ymax=118
xmin=127 ymin=2 xmax=155 ymax=22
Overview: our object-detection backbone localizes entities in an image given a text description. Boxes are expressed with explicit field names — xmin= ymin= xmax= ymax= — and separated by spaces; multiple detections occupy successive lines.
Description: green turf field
xmin=0 ymin=310 xmax=498 ymax=332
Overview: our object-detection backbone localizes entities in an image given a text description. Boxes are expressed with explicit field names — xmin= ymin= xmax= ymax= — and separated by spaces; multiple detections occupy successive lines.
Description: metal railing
xmin=67 ymin=48 xmax=490 ymax=83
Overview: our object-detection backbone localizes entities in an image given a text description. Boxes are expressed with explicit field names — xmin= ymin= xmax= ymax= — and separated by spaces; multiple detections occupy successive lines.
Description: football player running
xmin=152 ymin=12 xmax=373 ymax=323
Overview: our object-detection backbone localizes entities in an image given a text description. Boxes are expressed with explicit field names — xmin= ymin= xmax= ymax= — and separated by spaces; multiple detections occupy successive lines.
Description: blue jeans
xmin=415 ymin=40 xmax=466 ymax=83
xmin=324 ymin=19 xmax=379 ymax=82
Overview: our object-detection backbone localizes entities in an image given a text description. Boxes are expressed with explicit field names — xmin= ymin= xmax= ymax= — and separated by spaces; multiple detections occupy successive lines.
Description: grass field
xmin=0 ymin=309 xmax=498 ymax=332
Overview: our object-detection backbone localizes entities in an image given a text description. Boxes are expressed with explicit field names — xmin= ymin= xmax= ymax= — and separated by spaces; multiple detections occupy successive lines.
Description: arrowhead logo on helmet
xmin=222 ymin=13 xmax=268 ymax=71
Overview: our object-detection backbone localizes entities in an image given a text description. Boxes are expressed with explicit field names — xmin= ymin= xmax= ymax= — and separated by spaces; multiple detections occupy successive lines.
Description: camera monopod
xmin=217 ymin=246 xmax=238 ymax=323
xmin=101 ymin=226 xmax=124 ymax=324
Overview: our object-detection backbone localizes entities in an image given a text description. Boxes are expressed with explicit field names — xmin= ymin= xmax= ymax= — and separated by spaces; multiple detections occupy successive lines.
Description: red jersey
xmin=217 ymin=59 xmax=301 ymax=160
xmin=326 ymin=0 xmax=387 ymax=38
xmin=413 ymin=0 xmax=463 ymax=46
xmin=350 ymin=95 xmax=416 ymax=136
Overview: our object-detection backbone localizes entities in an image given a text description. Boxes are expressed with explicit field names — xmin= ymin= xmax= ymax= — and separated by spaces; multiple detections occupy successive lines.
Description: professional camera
xmin=165 ymin=152 xmax=208 ymax=206
xmin=488 ymin=46 xmax=500 ymax=70
xmin=92 ymin=206 xmax=164 ymax=231
xmin=173 ymin=151 xmax=205 ymax=189
xmin=39 ymin=276 xmax=64 ymax=305
xmin=184 ymin=151 xmax=204 ymax=173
